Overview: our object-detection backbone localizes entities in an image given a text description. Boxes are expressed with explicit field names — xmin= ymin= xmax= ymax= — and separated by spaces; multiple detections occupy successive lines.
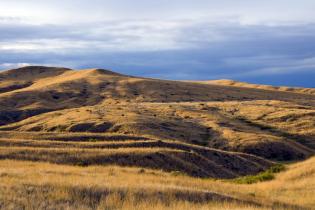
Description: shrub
xmin=233 ymin=164 xmax=286 ymax=184
xmin=268 ymin=164 xmax=286 ymax=173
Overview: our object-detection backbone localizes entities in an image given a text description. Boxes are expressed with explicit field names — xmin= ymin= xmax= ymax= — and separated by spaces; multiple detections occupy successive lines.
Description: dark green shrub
xmin=233 ymin=164 xmax=286 ymax=184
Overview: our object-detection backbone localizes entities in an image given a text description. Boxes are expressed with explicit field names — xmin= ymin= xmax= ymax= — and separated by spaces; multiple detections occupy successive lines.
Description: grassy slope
xmin=0 ymin=157 xmax=314 ymax=209
xmin=0 ymin=66 xmax=314 ymax=161
xmin=0 ymin=132 xmax=273 ymax=178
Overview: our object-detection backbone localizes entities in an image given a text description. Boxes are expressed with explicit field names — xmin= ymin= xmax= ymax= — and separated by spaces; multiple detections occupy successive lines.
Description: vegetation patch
xmin=233 ymin=164 xmax=286 ymax=184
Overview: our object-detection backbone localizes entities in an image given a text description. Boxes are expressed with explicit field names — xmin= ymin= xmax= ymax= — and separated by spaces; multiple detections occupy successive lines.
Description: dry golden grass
xmin=0 ymin=157 xmax=314 ymax=209
xmin=1 ymin=100 xmax=313 ymax=161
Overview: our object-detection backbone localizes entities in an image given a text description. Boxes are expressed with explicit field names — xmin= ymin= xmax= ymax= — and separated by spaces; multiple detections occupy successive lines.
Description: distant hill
xmin=205 ymin=79 xmax=315 ymax=95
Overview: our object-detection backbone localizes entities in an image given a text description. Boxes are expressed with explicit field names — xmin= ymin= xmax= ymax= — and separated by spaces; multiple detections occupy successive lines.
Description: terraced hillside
xmin=0 ymin=131 xmax=274 ymax=178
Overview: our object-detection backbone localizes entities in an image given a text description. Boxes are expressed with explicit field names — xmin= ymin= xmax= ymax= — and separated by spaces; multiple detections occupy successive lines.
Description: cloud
xmin=2 ymin=18 xmax=315 ymax=52
xmin=2 ymin=0 xmax=315 ymax=25
xmin=217 ymin=56 xmax=315 ymax=79
xmin=0 ymin=62 xmax=31 ymax=70
xmin=0 ymin=1 xmax=315 ymax=87
xmin=0 ymin=20 xmax=192 ymax=52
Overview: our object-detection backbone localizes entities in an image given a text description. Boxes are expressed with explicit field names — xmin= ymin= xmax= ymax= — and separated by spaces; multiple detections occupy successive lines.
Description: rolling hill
xmin=0 ymin=66 xmax=314 ymax=209
xmin=0 ymin=66 xmax=314 ymax=162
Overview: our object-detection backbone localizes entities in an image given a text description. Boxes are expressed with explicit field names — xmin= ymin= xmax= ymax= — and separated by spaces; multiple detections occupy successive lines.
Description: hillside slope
xmin=0 ymin=131 xmax=274 ymax=178
xmin=0 ymin=66 xmax=314 ymax=163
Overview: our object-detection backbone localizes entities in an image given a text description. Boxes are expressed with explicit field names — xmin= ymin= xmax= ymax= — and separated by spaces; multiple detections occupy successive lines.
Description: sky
xmin=0 ymin=0 xmax=315 ymax=87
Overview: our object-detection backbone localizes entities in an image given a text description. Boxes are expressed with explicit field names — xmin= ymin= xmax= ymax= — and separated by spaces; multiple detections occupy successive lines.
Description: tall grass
xmin=0 ymin=158 xmax=314 ymax=209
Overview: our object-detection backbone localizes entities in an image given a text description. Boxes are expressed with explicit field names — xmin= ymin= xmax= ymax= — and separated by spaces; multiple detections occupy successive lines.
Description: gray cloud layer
xmin=0 ymin=1 xmax=315 ymax=87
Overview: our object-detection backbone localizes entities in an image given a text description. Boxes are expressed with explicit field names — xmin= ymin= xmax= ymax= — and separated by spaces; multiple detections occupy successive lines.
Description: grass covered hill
xmin=0 ymin=66 xmax=314 ymax=209
xmin=0 ymin=66 xmax=314 ymax=162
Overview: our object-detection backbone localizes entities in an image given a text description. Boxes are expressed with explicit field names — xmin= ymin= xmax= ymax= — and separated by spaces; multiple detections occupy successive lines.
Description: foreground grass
xmin=0 ymin=157 xmax=314 ymax=209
